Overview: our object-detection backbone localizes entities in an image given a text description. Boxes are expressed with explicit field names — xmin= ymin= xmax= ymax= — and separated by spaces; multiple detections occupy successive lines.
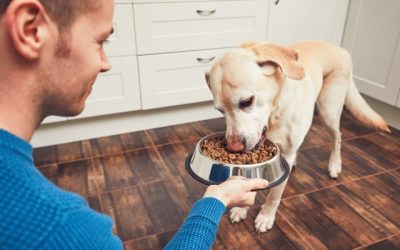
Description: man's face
xmin=41 ymin=0 xmax=114 ymax=117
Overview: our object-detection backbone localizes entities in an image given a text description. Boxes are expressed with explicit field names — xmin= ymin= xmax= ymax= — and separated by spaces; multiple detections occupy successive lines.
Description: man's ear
xmin=252 ymin=43 xmax=305 ymax=80
xmin=6 ymin=0 xmax=49 ymax=60
xmin=205 ymin=69 xmax=211 ymax=89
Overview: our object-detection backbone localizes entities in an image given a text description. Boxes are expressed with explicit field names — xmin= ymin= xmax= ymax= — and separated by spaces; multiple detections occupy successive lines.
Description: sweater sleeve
xmin=164 ymin=197 xmax=226 ymax=250
xmin=41 ymin=207 xmax=123 ymax=250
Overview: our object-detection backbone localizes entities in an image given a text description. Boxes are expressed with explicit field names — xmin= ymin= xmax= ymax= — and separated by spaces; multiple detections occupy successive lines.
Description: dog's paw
xmin=254 ymin=212 xmax=275 ymax=233
xmin=329 ymin=161 xmax=342 ymax=178
xmin=229 ymin=207 xmax=248 ymax=223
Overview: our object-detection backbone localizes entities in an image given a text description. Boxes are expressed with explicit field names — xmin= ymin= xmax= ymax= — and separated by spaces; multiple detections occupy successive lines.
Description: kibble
xmin=201 ymin=136 xmax=277 ymax=164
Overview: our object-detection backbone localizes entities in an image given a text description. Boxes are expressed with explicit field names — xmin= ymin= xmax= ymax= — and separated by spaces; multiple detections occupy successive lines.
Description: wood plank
xmin=300 ymin=142 xmax=386 ymax=183
xmin=256 ymin=153 xmax=332 ymax=204
xmin=358 ymin=235 xmax=400 ymax=250
xmin=33 ymin=140 xmax=91 ymax=166
xmin=146 ymin=123 xmax=207 ymax=145
xmin=301 ymin=116 xmax=332 ymax=150
xmin=101 ymin=181 xmax=187 ymax=242
xmin=280 ymin=195 xmax=352 ymax=249
xmin=156 ymin=140 xmax=197 ymax=177
xmin=379 ymin=126 xmax=400 ymax=145
xmin=307 ymin=187 xmax=398 ymax=245
xmin=192 ymin=118 xmax=226 ymax=135
xmin=90 ymin=130 xmax=153 ymax=157
xmin=124 ymin=230 xmax=176 ymax=250
xmin=345 ymin=134 xmax=400 ymax=170
xmin=339 ymin=111 xmax=377 ymax=139
xmin=336 ymin=174 xmax=400 ymax=229
xmin=94 ymin=148 xmax=169 ymax=192
xmin=38 ymin=159 xmax=99 ymax=197
xmin=389 ymin=168 xmax=400 ymax=180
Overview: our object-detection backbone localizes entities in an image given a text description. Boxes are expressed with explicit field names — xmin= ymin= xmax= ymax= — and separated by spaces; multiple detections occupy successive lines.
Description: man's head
xmin=0 ymin=0 xmax=114 ymax=121
xmin=1 ymin=0 xmax=100 ymax=29
xmin=206 ymin=41 xmax=305 ymax=152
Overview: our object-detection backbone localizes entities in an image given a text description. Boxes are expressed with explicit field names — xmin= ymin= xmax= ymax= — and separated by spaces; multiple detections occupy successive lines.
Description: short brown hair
xmin=0 ymin=0 xmax=99 ymax=29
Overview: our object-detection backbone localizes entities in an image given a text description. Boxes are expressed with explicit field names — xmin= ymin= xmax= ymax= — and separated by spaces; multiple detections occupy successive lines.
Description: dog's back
xmin=291 ymin=40 xmax=389 ymax=132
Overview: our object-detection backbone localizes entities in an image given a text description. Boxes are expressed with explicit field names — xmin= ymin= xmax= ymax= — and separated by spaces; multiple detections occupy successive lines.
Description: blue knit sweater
xmin=0 ymin=129 xmax=226 ymax=249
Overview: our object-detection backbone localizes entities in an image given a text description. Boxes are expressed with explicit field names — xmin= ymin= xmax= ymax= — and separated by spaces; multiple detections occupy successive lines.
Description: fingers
xmin=229 ymin=176 xmax=248 ymax=181
xmin=244 ymin=191 xmax=257 ymax=206
xmin=245 ymin=178 xmax=269 ymax=191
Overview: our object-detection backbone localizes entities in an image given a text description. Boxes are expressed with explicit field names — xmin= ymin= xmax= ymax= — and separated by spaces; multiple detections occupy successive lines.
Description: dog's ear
xmin=258 ymin=61 xmax=279 ymax=76
xmin=252 ymin=44 xmax=305 ymax=80
xmin=205 ymin=69 xmax=211 ymax=89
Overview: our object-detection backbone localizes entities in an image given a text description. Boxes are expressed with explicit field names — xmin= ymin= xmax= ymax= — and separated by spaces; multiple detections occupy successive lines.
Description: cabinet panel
xmin=267 ymin=0 xmax=348 ymax=46
xmin=342 ymin=0 xmax=400 ymax=106
xmin=42 ymin=116 xmax=67 ymax=124
xmin=104 ymin=4 xmax=136 ymax=57
xmin=397 ymin=93 xmax=400 ymax=108
xmin=138 ymin=48 xmax=230 ymax=109
xmin=134 ymin=1 xmax=268 ymax=54
xmin=70 ymin=56 xmax=141 ymax=119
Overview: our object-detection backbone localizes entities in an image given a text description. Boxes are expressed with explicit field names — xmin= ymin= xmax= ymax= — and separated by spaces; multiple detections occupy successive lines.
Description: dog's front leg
xmin=255 ymin=153 xmax=296 ymax=233
xmin=229 ymin=206 xmax=250 ymax=223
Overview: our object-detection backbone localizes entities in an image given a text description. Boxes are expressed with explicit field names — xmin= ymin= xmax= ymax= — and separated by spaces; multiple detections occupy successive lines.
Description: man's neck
xmin=0 ymin=87 xmax=42 ymax=142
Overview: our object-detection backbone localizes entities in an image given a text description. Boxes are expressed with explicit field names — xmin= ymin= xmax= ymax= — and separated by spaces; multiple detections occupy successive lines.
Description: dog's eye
xmin=239 ymin=96 xmax=254 ymax=109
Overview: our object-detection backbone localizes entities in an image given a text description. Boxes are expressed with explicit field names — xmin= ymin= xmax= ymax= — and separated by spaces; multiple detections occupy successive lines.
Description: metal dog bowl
xmin=185 ymin=132 xmax=290 ymax=190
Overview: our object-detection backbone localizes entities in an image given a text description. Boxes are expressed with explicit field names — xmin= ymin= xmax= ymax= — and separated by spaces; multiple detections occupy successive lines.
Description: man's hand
xmin=203 ymin=177 xmax=268 ymax=207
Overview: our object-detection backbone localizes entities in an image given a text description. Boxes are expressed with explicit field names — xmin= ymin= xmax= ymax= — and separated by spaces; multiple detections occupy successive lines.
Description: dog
xmin=205 ymin=40 xmax=390 ymax=233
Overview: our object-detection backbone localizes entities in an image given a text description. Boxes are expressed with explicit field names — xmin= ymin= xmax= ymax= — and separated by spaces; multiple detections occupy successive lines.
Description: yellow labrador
xmin=205 ymin=40 xmax=389 ymax=233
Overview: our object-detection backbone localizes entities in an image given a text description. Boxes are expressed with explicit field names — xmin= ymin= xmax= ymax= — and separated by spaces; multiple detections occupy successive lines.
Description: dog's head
xmin=206 ymin=41 xmax=305 ymax=152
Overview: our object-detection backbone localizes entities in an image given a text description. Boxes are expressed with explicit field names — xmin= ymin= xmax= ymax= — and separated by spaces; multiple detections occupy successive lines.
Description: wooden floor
xmin=34 ymin=111 xmax=400 ymax=250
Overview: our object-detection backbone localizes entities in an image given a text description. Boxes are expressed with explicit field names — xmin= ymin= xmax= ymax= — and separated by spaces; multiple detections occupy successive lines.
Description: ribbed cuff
xmin=188 ymin=197 xmax=226 ymax=224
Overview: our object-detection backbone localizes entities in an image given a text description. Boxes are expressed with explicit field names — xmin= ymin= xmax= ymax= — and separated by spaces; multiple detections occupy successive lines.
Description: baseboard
xmin=32 ymin=101 xmax=222 ymax=148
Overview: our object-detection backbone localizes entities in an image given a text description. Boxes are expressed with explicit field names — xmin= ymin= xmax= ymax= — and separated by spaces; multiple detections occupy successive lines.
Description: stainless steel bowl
xmin=185 ymin=132 xmax=290 ymax=190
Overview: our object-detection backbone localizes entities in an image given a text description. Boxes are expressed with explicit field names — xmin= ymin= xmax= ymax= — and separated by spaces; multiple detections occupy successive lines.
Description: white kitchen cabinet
xmin=139 ymin=48 xmax=230 ymax=109
xmin=342 ymin=0 xmax=400 ymax=106
xmin=134 ymin=0 xmax=268 ymax=55
xmin=397 ymin=94 xmax=400 ymax=108
xmin=104 ymin=4 xmax=136 ymax=57
xmin=69 ymin=56 xmax=141 ymax=119
xmin=42 ymin=116 xmax=67 ymax=124
xmin=267 ymin=0 xmax=348 ymax=46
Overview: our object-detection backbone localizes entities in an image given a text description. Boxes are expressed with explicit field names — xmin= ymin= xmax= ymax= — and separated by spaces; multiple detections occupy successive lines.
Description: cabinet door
xmin=138 ymin=48 xmax=230 ymax=110
xmin=104 ymin=4 xmax=136 ymax=57
xmin=267 ymin=0 xmax=348 ymax=46
xmin=134 ymin=1 xmax=268 ymax=54
xmin=70 ymin=56 xmax=141 ymax=119
xmin=342 ymin=0 xmax=400 ymax=106
xmin=397 ymin=93 xmax=400 ymax=108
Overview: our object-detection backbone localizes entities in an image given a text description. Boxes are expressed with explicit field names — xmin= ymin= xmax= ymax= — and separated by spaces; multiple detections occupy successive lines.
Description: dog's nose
xmin=227 ymin=140 xmax=244 ymax=152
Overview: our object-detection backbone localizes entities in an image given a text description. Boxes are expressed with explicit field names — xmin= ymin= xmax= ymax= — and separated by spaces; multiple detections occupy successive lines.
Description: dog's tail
xmin=344 ymin=77 xmax=390 ymax=132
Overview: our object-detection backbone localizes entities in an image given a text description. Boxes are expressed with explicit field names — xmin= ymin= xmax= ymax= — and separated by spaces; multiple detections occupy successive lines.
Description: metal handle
xmin=275 ymin=0 xmax=280 ymax=5
xmin=197 ymin=57 xmax=215 ymax=63
xmin=196 ymin=10 xmax=216 ymax=16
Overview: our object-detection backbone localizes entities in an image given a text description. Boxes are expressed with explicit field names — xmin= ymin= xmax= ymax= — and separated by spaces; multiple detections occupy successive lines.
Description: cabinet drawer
xmin=104 ymin=4 xmax=136 ymax=57
xmin=138 ymin=48 xmax=230 ymax=110
xmin=134 ymin=1 xmax=268 ymax=54
xmin=71 ymin=56 xmax=141 ymax=119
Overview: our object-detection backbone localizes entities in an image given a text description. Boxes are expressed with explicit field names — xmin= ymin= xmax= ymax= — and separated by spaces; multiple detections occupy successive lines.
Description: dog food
xmin=201 ymin=136 xmax=277 ymax=164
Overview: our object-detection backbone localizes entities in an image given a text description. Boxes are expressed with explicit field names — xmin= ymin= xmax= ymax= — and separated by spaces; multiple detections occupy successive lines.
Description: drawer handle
xmin=197 ymin=57 xmax=215 ymax=63
xmin=196 ymin=10 xmax=216 ymax=16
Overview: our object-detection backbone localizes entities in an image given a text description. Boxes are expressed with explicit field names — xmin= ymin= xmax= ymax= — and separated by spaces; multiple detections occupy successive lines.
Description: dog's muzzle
xmin=255 ymin=126 xmax=268 ymax=148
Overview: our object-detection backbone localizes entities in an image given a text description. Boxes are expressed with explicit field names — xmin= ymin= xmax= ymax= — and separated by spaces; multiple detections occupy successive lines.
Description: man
xmin=0 ymin=0 xmax=268 ymax=249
